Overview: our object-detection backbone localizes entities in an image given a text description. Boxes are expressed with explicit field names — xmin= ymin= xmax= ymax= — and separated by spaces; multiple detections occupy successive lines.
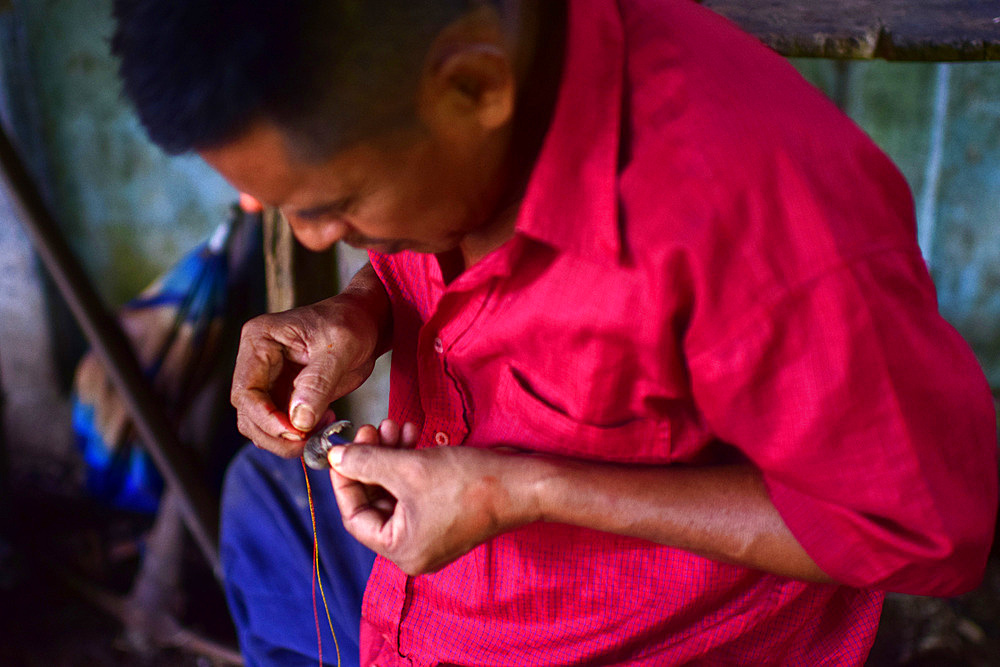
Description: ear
xmin=419 ymin=43 xmax=516 ymax=134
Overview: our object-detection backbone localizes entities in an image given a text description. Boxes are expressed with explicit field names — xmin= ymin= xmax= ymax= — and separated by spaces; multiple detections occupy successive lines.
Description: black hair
xmin=111 ymin=1 xmax=476 ymax=158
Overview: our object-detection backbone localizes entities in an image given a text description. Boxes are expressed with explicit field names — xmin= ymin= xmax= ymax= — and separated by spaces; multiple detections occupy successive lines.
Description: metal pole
xmin=0 ymin=122 xmax=221 ymax=578
xmin=917 ymin=63 xmax=951 ymax=269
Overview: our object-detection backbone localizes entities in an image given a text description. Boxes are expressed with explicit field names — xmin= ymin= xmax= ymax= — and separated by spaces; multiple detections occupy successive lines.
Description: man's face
xmin=200 ymin=119 xmax=503 ymax=255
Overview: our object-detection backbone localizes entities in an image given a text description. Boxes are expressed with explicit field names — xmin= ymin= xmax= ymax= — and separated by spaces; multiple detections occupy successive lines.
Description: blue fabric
xmin=72 ymin=398 xmax=163 ymax=513
xmin=131 ymin=243 xmax=229 ymax=322
xmin=72 ymin=228 xmax=231 ymax=513
xmin=220 ymin=444 xmax=375 ymax=667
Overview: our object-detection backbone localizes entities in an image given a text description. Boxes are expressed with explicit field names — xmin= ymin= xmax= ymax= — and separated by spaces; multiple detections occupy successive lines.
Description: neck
xmin=458 ymin=1 xmax=566 ymax=269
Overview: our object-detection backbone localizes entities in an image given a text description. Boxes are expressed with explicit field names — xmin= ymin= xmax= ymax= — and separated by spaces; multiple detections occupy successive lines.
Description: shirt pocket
xmin=493 ymin=363 xmax=673 ymax=463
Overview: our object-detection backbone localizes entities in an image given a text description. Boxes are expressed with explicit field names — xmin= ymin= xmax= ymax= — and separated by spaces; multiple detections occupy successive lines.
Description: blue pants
xmin=220 ymin=444 xmax=376 ymax=666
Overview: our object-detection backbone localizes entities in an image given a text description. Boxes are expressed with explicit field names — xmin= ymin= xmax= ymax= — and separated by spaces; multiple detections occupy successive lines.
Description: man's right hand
xmin=231 ymin=265 xmax=389 ymax=457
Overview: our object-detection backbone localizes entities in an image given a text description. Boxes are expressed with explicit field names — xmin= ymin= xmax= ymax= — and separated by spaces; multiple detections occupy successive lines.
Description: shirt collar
xmin=514 ymin=0 xmax=624 ymax=262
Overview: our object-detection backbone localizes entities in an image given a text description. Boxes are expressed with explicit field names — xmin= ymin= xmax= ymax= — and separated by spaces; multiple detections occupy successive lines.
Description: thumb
xmin=328 ymin=445 xmax=400 ymax=554
xmin=288 ymin=355 xmax=345 ymax=432
xmin=329 ymin=443 xmax=393 ymax=483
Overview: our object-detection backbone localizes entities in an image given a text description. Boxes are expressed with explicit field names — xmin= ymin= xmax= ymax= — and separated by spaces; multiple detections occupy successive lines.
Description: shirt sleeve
xmin=687 ymin=246 xmax=998 ymax=596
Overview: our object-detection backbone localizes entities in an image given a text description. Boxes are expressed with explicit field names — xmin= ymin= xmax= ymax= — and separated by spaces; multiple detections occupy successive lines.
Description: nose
xmin=285 ymin=215 xmax=349 ymax=252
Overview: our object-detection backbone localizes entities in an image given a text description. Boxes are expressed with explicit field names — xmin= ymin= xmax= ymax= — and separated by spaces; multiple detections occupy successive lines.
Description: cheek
xmin=369 ymin=170 xmax=458 ymax=234
xmin=352 ymin=140 xmax=474 ymax=242
xmin=356 ymin=187 xmax=415 ymax=234
xmin=399 ymin=150 xmax=477 ymax=226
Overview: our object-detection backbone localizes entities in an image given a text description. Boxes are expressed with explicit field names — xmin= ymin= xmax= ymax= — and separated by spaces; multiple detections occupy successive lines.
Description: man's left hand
xmin=328 ymin=422 xmax=540 ymax=575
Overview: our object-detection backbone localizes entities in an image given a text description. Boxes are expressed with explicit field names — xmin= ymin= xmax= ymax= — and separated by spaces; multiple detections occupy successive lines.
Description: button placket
xmin=418 ymin=282 xmax=495 ymax=451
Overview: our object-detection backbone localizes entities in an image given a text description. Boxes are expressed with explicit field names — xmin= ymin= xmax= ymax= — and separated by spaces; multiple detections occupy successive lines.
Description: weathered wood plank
xmin=262 ymin=208 xmax=294 ymax=313
xmin=702 ymin=0 xmax=1000 ymax=60
xmin=262 ymin=209 xmax=339 ymax=313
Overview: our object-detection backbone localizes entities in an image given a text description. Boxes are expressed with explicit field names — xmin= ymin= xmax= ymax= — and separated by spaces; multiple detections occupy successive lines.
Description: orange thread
xmin=302 ymin=458 xmax=341 ymax=667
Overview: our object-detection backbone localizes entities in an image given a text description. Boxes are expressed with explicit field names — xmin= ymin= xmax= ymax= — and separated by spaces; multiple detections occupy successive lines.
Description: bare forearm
xmin=511 ymin=457 xmax=832 ymax=583
xmin=338 ymin=261 xmax=393 ymax=357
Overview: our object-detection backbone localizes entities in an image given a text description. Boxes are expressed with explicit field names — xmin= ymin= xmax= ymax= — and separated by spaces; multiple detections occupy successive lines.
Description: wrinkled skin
xmin=230 ymin=289 xmax=381 ymax=457
xmin=329 ymin=421 xmax=534 ymax=575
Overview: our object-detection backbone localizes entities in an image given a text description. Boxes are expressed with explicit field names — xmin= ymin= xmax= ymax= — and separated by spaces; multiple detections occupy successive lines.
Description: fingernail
xmin=290 ymin=404 xmax=315 ymax=431
xmin=327 ymin=446 xmax=344 ymax=468
xmin=279 ymin=431 xmax=303 ymax=441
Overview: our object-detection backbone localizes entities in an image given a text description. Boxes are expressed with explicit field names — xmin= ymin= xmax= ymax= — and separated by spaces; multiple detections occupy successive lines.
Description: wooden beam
xmin=702 ymin=0 xmax=1000 ymax=61
xmin=262 ymin=209 xmax=339 ymax=313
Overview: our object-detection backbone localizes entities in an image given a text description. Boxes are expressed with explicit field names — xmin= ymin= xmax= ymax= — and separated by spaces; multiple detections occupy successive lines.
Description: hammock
xmin=71 ymin=204 xmax=257 ymax=513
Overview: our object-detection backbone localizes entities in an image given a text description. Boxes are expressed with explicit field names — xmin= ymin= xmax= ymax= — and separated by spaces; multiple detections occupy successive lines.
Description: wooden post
xmin=262 ymin=209 xmax=339 ymax=313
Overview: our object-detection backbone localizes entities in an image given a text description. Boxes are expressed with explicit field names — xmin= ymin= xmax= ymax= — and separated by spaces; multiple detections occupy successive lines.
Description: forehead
xmin=199 ymin=119 xmax=396 ymax=216
xmin=198 ymin=121 xmax=309 ymax=208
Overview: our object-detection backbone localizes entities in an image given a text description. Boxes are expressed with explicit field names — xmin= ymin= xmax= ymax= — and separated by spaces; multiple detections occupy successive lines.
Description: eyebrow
xmin=292 ymin=197 xmax=354 ymax=220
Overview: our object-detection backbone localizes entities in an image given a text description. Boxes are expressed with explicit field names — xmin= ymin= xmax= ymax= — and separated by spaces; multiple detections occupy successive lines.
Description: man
xmin=112 ymin=1 xmax=997 ymax=665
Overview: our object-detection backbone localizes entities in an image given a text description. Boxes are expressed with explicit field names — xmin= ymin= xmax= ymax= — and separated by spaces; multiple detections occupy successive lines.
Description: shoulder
xmin=614 ymin=0 xmax=922 ymax=347
xmin=619 ymin=0 xmax=907 ymax=230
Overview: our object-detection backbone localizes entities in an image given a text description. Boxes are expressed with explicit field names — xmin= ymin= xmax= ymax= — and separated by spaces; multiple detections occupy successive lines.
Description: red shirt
xmin=362 ymin=1 xmax=998 ymax=664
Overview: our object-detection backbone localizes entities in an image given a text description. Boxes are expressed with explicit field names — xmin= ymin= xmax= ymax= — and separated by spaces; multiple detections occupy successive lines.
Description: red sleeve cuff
xmin=765 ymin=475 xmax=992 ymax=596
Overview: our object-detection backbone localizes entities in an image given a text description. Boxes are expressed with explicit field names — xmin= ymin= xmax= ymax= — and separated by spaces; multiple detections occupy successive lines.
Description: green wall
xmin=5 ymin=0 xmax=236 ymax=307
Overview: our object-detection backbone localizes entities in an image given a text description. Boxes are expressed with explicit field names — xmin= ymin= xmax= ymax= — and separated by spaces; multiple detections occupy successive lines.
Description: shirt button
xmin=434 ymin=431 xmax=450 ymax=446
xmin=433 ymin=337 xmax=444 ymax=353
